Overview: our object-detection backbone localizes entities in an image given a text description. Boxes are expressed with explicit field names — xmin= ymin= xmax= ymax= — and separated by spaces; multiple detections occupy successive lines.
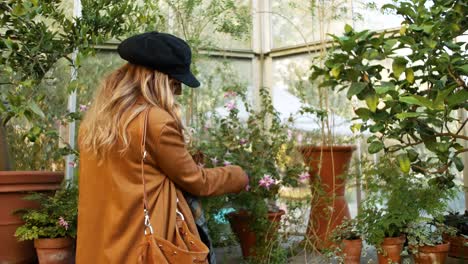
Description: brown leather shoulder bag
xmin=137 ymin=108 xmax=209 ymax=264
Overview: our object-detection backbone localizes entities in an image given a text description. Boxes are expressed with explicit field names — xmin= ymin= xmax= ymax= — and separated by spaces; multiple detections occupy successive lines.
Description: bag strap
xmin=140 ymin=108 xmax=185 ymax=236
xmin=140 ymin=108 xmax=153 ymax=235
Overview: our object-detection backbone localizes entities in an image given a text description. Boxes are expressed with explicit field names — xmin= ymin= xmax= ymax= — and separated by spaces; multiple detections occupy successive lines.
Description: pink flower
xmin=239 ymin=138 xmax=248 ymax=145
xmin=287 ymin=130 xmax=293 ymax=140
xmin=210 ymin=157 xmax=218 ymax=166
xmin=299 ymin=171 xmax=310 ymax=182
xmin=68 ymin=161 xmax=77 ymax=168
xmin=58 ymin=217 xmax=69 ymax=230
xmin=245 ymin=184 xmax=251 ymax=191
xmin=79 ymin=104 xmax=88 ymax=112
xmin=259 ymin=174 xmax=276 ymax=190
xmin=224 ymin=91 xmax=237 ymax=98
xmin=223 ymin=160 xmax=232 ymax=166
xmin=225 ymin=101 xmax=236 ymax=111
xmin=197 ymin=163 xmax=205 ymax=169
xmin=296 ymin=133 xmax=303 ymax=144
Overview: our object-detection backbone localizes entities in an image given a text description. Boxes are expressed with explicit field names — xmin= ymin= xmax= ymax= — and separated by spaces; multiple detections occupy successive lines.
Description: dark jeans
xmin=184 ymin=194 xmax=216 ymax=264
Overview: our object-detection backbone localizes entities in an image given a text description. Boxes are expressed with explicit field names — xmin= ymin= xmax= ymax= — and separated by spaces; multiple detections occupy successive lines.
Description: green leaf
xmin=369 ymin=124 xmax=384 ymax=133
xmin=347 ymin=82 xmax=367 ymax=99
xmin=452 ymin=156 xmax=464 ymax=172
xmin=455 ymin=64 xmax=468 ymax=75
xmin=396 ymin=112 xmax=422 ymax=120
xmin=384 ymin=39 xmax=398 ymax=52
xmin=4 ymin=38 xmax=13 ymax=49
xmin=354 ymin=108 xmax=372 ymax=120
xmin=447 ymin=89 xmax=468 ymax=108
xmin=399 ymin=95 xmax=433 ymax=109
xmin=397 ymin=154 xmax=411 ymax=173
xmin=375 ymin=82 xmax=395 ymax=94
xmin=392 ymin=57 xmax=407 ymax=79
xmin=331 ymin=66 xmax=341 ymax=78
xmin=344 ymin=24 xmax=353 ymax=33
xmin=365 ymin=93 xmax=379 ymax=112
xmin=422 ymin=24 xmax=434 ymax=34
xmin=405 ymin=68 xmax=414 ymax=83
xmin=350 ymin=123 xmax=362 ymax=133
xmin=423 ymin=37 xmax=437 ymax=48
xmin=368 ymin=141 xmax=384 ymax=154
xmin=434 ymin=87 xmax=455 ymax=110
xmin=29 ymin=102 xmax=45 ymax=119
xmin=399 ymin=25 xmax=407 ymax=36
xmin=407 ymin=149 xmax=419 ymax=162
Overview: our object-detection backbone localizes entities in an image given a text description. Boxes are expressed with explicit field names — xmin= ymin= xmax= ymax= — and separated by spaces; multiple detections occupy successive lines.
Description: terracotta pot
xmin=34 ymin=237 xmax=74 ymax=264
xmin=228 ymin=210 xmax=285 ymax=259
xmin=342 ymin=238 xmax=362 ymax=264
xmin=411 ymin=242 xmax=450 ymax=264
xmin=377 ymin=235 xmax=406 ymax=264
xmin=0 ymin=171 xmax=63 ymax=264
xmin=444 ymin=235 xmax=468 ymax=259
xmin=299 ymin=145 xmax=355 ymax=249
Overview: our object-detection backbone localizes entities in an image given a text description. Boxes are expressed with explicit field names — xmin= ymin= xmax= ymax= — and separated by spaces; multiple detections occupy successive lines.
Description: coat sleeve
xmin=154 ymin=119 xmax=248 ymax=197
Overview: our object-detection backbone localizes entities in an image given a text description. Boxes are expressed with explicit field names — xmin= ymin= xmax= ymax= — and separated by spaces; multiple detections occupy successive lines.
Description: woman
xmin=76 ymin=32 xmax=249 ymax=263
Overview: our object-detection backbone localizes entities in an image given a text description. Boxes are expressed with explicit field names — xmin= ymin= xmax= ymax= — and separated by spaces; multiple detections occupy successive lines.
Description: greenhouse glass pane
xmin=272 ymin=55 xmax=355 ymax=136
xmin=271 ymin=0 xmax=361 ymax=48
xmin=76 ymin=52 xmax=123 ymax=106
xmin=271 ymin=0 xmax=403 ymax=48
xmin=271 ymin=0 xmax=316 ymax=48
xmin=353 ymin=0 xmax=403 ymax=31
xmin=199 ymin=0 xmax=252 ymax=50
xmin=180 ymin=57 xmax=253 ymax=129
xmin=168 ymin=0 xmax=252 ymax=50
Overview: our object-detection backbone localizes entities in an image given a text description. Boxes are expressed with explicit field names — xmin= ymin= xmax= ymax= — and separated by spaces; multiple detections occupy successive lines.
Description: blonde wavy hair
xmin=80 ymin=63 xmax=183 ymax=159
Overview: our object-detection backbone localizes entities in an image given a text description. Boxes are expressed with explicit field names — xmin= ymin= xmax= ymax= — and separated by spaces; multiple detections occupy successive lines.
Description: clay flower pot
xmin=34 ymin=237 xmax=75 ymax=264
xmin=377 ymin=235 xmax=406 ymax=264
xmin=411 ymin=242 xmax=450 ymax=264
xmin=342 ymin=238 xmax=362 ymax=264
xmin=0 ymin=171 xmax=63 ymax=264
xmin=444 ymin=235 xmax=468 ymax=259
xmin=228 ymin=210 xmax=285 ymax=259
xmin=299 ymin=145 xmax=355 ymax=249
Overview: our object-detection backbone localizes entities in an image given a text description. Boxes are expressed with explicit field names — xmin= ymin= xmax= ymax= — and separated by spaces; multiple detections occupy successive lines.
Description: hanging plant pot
xmin=377 ymin=235 xmax=406 ymax=264
xmin=227 ymin=210 xmax=285 ymax=259
xmin=299 ymin=145 xmax=355 ymax=249
xmin=342 ymin=238 xmax=362 ymax=264
xmin=0 ymin=171 xmax=63 ymax=264
xmin=34 ymin=237 xmax=75 ymax=264
xmin=410 ymin=242 xmax=450 ymax=264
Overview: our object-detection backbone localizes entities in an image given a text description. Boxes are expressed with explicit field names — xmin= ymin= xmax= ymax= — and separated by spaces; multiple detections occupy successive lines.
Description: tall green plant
xmin=312 ymin=0 xmax=467 ymax=187
xmin=0 ymin=0 xmax=164 ymax=169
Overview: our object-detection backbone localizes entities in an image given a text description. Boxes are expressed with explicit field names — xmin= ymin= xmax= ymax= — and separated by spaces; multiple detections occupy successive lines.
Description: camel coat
xmin=76 ymin=103 xmax=247 ymax=263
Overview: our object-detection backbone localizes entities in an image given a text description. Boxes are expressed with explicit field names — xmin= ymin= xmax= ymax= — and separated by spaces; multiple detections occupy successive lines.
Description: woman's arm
xmin=154 ymin=119 xmax=248 ymax=197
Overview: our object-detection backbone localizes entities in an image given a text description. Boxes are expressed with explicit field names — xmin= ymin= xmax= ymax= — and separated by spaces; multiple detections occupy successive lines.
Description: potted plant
xmin=357 ymin=156 xmax=455 ymax=264
xmin=15 ymin=182 xmax=78 ymax=264
xmin=311 ymin=0 xmax=466 ymax=258
xmin=444 ymin=211 xmax=468 ymax=259
xmin=330 ymin=218 xmax=363 ymax=264
xmin=298 ymin=142 xmax=355 ymax=250
xmin=195 ymin=87 xmax=305 ymax=262
xmin=406 ymin=219 xmax=457 ymax=264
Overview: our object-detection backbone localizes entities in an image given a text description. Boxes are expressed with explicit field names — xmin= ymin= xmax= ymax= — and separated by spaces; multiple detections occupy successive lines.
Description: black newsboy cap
xmin=117 ymin=32 xmax=200 ymax=88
